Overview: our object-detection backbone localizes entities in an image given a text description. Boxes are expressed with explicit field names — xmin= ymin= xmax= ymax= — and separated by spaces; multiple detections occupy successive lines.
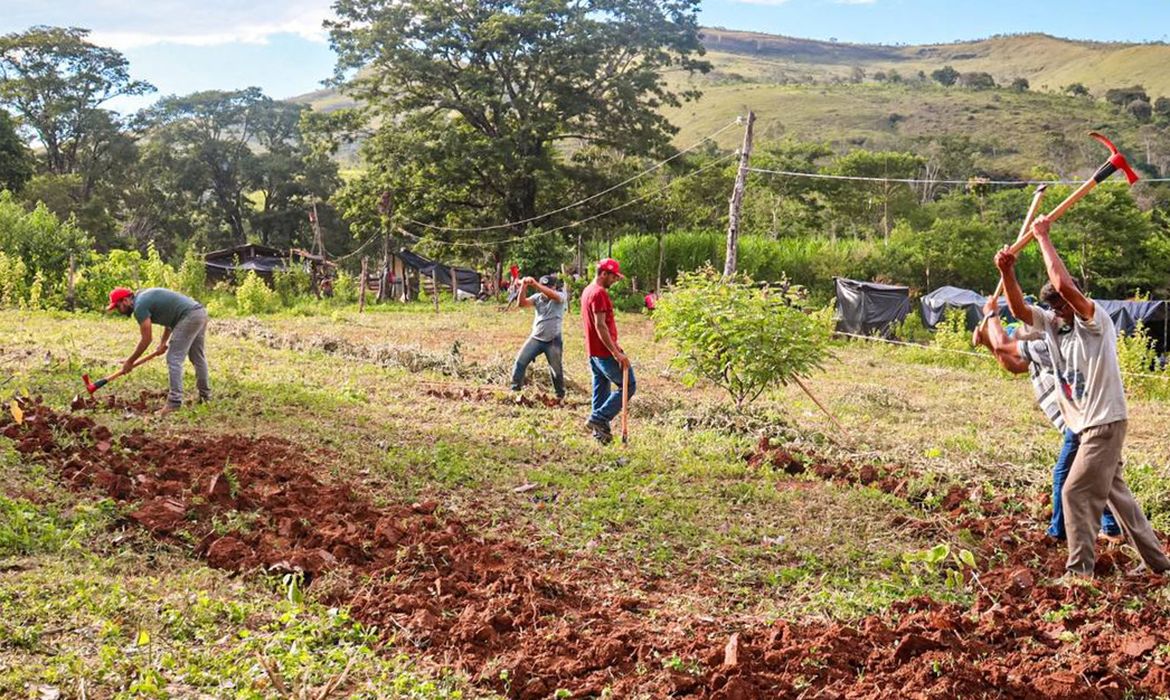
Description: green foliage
xmin=235 ymin=271 xmax=278 ymax=315
xmin=1117 ymin=323 xmax=1170 ymax=401
xmin=932 ymin=308 xmax=984 ymax=363
xmin=655 ymin=266 xmax=830 ymax=408
xmin=0 ymin=191 xmax=91 ymax=304
xmin=332 ymin=270 xmax=358 ymax=303
xmin=890 ymin=309 xmax=933 ymax=343
xmin=0 ymin=113 xmax=32 ymax=192
xmin=273 ymin=262 xmax=312 ymax=306
xmin=174 ymin=246 xmax=207 ymax=299
xmin=0 ymin=496 xmax=114 ymax=556
xmin=74 ymin=249 xmax=175 ymax=312
xmin=930 ymin=66 xmax=959 ymax=86
xmin=0 ymin=251 xmax=28 ymax=306
xmin=328 ymin=0 xmax=710 ymax=256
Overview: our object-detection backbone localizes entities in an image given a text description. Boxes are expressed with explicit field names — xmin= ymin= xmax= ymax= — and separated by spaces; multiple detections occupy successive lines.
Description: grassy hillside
xmin=297 ymin=28 xmax=1168 ymax=177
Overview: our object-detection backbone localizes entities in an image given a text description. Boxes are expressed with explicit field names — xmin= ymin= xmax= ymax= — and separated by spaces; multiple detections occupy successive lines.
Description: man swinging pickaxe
xmin=975 ymin=131 xmax=1139 ymax=339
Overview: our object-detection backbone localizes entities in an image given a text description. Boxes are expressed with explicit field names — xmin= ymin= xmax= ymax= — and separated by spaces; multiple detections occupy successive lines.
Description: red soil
xmin=4 ymin=400 xmax=1170 ymax=698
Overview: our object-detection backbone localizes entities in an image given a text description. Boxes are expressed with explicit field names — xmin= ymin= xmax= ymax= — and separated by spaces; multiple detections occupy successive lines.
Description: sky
xmin=1 ymin=0 xmax=1169 ymax=115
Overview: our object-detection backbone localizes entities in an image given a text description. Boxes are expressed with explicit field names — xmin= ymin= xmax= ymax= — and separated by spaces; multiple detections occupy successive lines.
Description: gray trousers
xmin=166 ymin=307 xmax=210 ymax=407
xmin=1063 ymin=420 xmax=1170 ymax=575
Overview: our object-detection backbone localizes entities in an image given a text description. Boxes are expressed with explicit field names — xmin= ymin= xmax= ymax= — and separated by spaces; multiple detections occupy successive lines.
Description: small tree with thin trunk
xmin=654 ymin=266 xmax=829 ymax=409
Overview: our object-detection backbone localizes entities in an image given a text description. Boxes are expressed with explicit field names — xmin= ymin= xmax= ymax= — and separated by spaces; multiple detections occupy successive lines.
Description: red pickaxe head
xmin=1089 ymin=131 xmax=1140 ymax=185
xmin=82 ymin=373 xmax=97 ymax=394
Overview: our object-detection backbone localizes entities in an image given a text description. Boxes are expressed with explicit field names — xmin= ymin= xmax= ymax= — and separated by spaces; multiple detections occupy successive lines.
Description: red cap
xmin=106 ymin=287 xmax=133 ymax=311
xmin=597 ymin=258 xmax=624 ymax=278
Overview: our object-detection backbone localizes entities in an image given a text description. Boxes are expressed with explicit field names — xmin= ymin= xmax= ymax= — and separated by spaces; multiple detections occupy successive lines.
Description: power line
xmin=426 ymin=152 xmax=740 ymax=249
xmin=406 ymin=119 xmax=742 ymax=233
xmin=748 ymin=166 xmax=1170 ymax=184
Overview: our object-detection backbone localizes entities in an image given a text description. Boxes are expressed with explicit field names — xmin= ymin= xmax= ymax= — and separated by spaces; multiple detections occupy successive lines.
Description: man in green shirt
xmin=107 ymin=286 xmax=211 ymax=413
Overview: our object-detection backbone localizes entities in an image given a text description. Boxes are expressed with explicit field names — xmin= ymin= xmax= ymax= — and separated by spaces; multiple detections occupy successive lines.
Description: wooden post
xmin=724 ymin=111 xmax=755 ymax=278
xmin=359 ymin=257 xmax=368 ymax=313
xmin=432 ymin=267 xmax=440 ymax=313
xmin=656 ymin=234 xmax=665 ymax=294
xmin=450 ymin=264 xmax=458 ymax=300
xmin=67 ymin=253 xmax=76 ymax=311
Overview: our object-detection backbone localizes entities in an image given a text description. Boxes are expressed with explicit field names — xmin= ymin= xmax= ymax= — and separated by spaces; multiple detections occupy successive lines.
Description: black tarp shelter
xmin=834 ymin=278 xmax=911 ymax=337
xmin=921 ymin=286 xmax=1169 ymax=353
xmin=204 ymin=244 xmax=330 ymax=282
xmin=397 ymin=250 xmax=481 ymax=297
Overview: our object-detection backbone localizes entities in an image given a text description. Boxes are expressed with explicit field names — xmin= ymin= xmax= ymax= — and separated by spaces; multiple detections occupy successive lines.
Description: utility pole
xmin=724 ymin=111 xmax=755 ymax=278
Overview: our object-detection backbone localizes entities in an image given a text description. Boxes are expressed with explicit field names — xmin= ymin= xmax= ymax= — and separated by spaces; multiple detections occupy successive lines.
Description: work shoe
xmin=585 ymin=418 xmax=612 ymax=444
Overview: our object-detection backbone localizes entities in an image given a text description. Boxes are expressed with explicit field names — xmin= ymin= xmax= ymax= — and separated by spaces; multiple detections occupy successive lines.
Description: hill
xmin=295 ymin=29 xmax=1170 ymax=177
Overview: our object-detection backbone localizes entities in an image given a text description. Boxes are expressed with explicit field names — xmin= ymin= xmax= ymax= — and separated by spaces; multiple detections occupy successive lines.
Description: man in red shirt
xmin=581 ymin=258 xmax=635 ymax=444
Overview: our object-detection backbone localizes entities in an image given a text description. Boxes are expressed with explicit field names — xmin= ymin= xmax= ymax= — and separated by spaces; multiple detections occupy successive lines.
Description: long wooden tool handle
xmin=101 ymin=350 xmax=165 ymax=384
xmin=1008 ymin=178 xmax=1098 ymax=256
xmin=792 ymin=375 xmax=846 ymax=435
xmin=988 ymin=185 xmax=1049 ymax=301
xmin=620 ymin=364 xmax=630 ymax=444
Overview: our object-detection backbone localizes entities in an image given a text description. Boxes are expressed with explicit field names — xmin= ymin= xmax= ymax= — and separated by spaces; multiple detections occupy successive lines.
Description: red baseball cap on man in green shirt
xmin=106 ymin=287 xmax=133 ymax=311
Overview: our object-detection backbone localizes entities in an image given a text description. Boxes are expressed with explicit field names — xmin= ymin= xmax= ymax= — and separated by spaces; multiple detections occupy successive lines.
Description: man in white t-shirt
xmin=996 ymin=214 xmax=1170 ymax=577
xmin=509 ymin=275 xmax=567 ymax=399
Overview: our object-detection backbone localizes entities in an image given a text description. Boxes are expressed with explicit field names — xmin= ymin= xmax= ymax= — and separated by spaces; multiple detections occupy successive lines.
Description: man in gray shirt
xmin=107 ymin=286 xmax=211 ymax=414
xmin=996 ymin=215 xmax=1170 ymax=577
xmin=510 ymin=275 xmax=566 ymax=400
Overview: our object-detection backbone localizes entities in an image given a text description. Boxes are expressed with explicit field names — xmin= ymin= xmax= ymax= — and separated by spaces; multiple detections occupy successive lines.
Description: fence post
xmin=432 ymin=267 xmax=440 ymax=313
xmin=724 ymin=110 xmax=755 ymax=278
xmin=67 ymin=253 xmax=76 ymax=311
xmin=359 ymin=257 xmax=368 ymax=313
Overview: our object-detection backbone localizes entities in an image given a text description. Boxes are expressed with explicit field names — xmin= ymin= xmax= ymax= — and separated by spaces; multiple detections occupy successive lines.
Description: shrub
xmin=0 ymin=251 xmax=28 ymax=307
xmin=1117 ymin=323 xmax=1170 ymax=400
xmin=655 ymin=266 xmax=830 ymax=408
xmin=273 ymin=261 xmax=312 ymax=306
xmin=235 ymin=271 xmax=277 ymax=315
xmin=74 ymin=250 xmax=165 ymax=312
xmin=0 ymin=191 xmax=90 ymax=301
xmin=332 ymin=270 xmax=358 ymax=303
xmin=174 ymin=247 xmax=207 ymax=299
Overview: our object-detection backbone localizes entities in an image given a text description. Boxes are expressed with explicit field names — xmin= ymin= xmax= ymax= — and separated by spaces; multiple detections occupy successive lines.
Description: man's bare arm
xmin=1032 ymin=215 xmax=1094 ymax=320
xmin=995 ymin=249 xmax=1033 ymax=327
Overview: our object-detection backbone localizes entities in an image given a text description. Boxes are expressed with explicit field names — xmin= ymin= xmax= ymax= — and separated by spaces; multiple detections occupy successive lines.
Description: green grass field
xmin=5 ymin=303 xmax=1170 ymax=697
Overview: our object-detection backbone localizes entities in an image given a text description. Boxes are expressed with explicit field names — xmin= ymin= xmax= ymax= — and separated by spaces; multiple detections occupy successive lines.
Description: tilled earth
xmin=4 ymin=401 xmax=1170 ymax=699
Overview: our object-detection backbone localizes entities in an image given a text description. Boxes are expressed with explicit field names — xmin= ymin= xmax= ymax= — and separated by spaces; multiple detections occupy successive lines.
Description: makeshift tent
xmin=920 ymin=286 xmax=1008 ymax=330
xmin=921 ymin=286 xmax=1170 ymax=353
xmin=834 ymin=278 xmax=910 ymax=337
xmin=203 ymin=244 xmax=326 ymax=282
xmin=397 ymin=250 xmax=481 ymax=297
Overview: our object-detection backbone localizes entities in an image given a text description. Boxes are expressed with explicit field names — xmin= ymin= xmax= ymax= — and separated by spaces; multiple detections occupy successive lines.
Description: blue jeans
xmin=511 ymin=336 xmax=565 ymax=398
xmin=588 ymin=356 xmax=636 ymax=426
xmin=1049 ymin=429 xmax=1120 ymax=538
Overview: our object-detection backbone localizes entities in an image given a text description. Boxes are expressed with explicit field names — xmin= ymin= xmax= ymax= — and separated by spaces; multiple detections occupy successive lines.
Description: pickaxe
xmin=81 ymin=349 xmax=166 ymax=395
xmin=1002 ymin=131 xmax=1139 ymax=258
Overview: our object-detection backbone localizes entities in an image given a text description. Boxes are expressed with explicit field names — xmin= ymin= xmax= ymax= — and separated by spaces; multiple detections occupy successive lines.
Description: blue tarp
xmin=921 ymin=287 xmax=1169 ymax=349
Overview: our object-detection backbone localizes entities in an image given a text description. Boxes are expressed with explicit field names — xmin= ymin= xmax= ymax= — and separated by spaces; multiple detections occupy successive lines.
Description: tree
xmin=1155 ymin=97 xmax=1170 ymax=120
xmin=0 ymin=27 xmax=152 ymax=176
xmin=931 ymin=66 xmax=959 ymax=86
xmin=1010 ymin=77 xmax=1029 ymax=92
xmin=1105 ymin=85 xmax=1148 ymax=107
xmin=139 ymin=88 xmax=263 ymax=246
xmin=654 ymin=266 xmax=828 ymax=409
xmin=823 ymin=150 xmax=924 ymax=239
xmin=0 ymin=110 xmax=32 ymax=192
xmin=1127 ymin=99 xmax=1153 ymax=122
xmin=958 ymin=72 xmax=996 ymax=90
xmin=327 ymin=0 xmax=710 ymax=273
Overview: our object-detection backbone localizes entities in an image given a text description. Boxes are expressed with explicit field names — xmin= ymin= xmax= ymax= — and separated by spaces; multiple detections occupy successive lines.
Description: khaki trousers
xmin=1063 ymin=420 xmax=1170 ymax=575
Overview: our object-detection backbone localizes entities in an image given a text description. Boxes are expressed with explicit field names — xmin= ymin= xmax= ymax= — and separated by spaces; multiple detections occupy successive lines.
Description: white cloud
xmin=833 ymin=0 xmax=877 ymax=4
xmin=4 ymin=0 xmax=336 ymax=49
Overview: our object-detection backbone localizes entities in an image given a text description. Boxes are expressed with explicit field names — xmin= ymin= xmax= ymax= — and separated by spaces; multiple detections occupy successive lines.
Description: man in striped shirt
xmin=974 ymin=300 xmax=1120 ymax=541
